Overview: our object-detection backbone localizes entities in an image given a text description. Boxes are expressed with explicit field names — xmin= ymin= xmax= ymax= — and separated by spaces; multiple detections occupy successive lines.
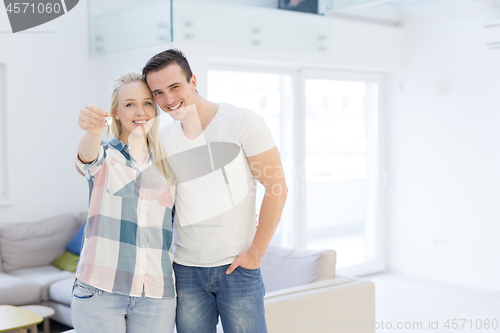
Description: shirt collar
xmin=108 ymin=138 xmax=152 ymax=163
xmin=108 ymin=138 xmax=126 ymax=152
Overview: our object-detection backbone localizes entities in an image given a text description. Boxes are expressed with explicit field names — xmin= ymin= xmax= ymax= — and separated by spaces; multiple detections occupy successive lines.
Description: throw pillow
xmin=66 ymin=223 xmax=85 ymax=255
xmin=52 ymin=251 xmax=79 ymax=273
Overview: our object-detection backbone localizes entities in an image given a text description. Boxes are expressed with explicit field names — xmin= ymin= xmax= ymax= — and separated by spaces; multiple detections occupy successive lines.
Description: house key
xmin=105 ymin=116 xmax=112 ymax=140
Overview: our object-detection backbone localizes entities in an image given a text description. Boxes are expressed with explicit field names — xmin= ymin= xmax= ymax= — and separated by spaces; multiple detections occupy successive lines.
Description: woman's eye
xmin=126 ymin=103 xmax=133 ymax=107
xmin=145 ymin=102 xmax=152 ymax=106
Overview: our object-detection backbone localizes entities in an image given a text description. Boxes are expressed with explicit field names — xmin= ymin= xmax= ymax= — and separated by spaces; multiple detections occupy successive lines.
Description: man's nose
xmin=165 ymin=93 xmax=177 ymax=106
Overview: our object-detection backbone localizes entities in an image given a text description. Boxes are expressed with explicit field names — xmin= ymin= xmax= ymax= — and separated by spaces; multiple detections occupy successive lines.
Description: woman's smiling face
xmin=114 ymin=81 xmax=156 ymax=143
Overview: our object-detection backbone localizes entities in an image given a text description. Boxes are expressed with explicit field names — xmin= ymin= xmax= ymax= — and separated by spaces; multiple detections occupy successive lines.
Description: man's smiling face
xmin=146 ymin=63 xmax=197 ymax=121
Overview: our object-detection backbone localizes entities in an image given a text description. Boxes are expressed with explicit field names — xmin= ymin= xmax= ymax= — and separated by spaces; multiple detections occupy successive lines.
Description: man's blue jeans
xmin=173 ymin=262 xmax=267 ymax=333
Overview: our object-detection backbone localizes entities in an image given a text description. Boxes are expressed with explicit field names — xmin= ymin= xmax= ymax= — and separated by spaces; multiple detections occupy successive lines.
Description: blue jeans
xmin=173 ymin=263 xmax=267 ymax=333
xmin=70 ymin=279 xmax=176 ymax=333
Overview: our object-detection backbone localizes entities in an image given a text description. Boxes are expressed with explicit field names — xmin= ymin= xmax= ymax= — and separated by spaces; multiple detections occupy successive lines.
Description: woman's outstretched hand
xmin=79 ymin=104 xmax=108 ymax=136
xmin=77 ymin=104 xmax=109 ymax=164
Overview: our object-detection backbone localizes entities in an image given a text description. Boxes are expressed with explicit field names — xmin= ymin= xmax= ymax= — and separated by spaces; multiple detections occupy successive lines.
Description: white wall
xmin=0 ymin=0 xmax=402 ymax=224
xmin=387 ymin=8 xmax=500 ymax=291
xmin=0 ymin=1 xmax=103 ymax=223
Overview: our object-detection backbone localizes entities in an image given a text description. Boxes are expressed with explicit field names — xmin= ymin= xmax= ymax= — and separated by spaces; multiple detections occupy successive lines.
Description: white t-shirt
xmin=159 ymin=102 xmax=276 ymax=267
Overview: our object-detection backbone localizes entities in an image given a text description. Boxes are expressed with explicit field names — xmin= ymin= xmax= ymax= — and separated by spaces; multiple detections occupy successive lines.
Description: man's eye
xmin=171 ymin=86 xmax=179 ymax=90
xmin=154 ymin=91 xmax=162 ymax=96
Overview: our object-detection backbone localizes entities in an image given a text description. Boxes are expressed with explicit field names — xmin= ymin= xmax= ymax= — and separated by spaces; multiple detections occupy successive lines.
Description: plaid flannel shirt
xmin=75 ymin=138 xmax=175 ymax=299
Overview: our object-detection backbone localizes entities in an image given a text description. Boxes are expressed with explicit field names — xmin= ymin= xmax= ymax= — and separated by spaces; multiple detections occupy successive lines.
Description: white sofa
xmin=0 ymin=213 xmax=85 ymax=327
xmin=261 ymin=246 xmax=375 ymax=333
xmin=0 ymin=213 xmax=375 ymax=332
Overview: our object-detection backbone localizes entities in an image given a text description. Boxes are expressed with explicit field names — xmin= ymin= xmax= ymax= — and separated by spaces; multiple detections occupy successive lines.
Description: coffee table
xmin=19 ymin=305 xmax=55 ymax=333
xmin=0 ymin=305 xmax=43 ymax=333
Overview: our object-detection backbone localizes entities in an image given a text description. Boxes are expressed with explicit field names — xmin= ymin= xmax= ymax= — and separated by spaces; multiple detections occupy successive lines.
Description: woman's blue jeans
xmin=70 ymin=279 xmax=176 ymax=333
xmin=173 ymin=263 xmax=267 ymax=333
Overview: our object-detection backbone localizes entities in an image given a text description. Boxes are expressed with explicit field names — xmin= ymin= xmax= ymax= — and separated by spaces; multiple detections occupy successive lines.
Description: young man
xmin=143 ymin=49 xmax=287 ymax=333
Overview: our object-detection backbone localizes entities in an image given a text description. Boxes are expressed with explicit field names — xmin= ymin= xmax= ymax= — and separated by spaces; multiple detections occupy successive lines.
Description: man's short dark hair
xmin=142 ymin=49 xmax=193 ymax=82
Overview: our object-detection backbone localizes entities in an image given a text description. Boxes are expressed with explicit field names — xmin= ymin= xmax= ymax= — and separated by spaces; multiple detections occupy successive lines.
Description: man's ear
xmin=190 ymin=74 xmax=197 ymax=90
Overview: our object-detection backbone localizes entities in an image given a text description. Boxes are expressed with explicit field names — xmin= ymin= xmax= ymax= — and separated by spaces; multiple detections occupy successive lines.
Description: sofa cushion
xmin=260 ymin=246 xmax=336 ymax=293
xmin=77 ymin=211 xmax=87 ymax=227
xmin=0 ymin=272 xmax=42 ymax=305
xmin=66 ymin=224 xmax=84 ymax=255
xmin=52 ymin=251 xmax=79 ymax=273
xmin=42 ymin=301 xmax=74 ymax=327
xmin=68 ymin=212 xmax=87 ymax=256
xmin=9 ymin=265 xmax=74 ymax=301
xmin=0 ymin=214 xmax=79 ymax=272
xmin=264 ymin=276 xmax=352 ymax=299
xmin=49 ymin=277 xmax=74 ymax=306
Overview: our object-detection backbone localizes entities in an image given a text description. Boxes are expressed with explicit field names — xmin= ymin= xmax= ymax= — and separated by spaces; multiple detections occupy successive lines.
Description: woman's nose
xmin=136 ymin=105 xmax=147 ymax=115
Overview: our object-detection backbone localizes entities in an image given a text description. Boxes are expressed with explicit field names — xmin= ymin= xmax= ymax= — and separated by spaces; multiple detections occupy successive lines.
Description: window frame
xmin=300 ymin=69 xmax=386 ymax=276
xmin=207 ymin=63 xmax=386 ymax=276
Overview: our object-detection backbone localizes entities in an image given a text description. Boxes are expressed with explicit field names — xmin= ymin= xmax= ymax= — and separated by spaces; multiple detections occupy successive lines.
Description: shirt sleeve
xmin=75 ymin=145 xmax=107 ymax=179
xmin=237 ymin=110 xmax=276 ymax=157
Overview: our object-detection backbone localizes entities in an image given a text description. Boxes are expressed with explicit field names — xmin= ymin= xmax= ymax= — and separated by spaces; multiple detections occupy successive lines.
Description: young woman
xmin=72 ymin=73 xmax=176 ymax=333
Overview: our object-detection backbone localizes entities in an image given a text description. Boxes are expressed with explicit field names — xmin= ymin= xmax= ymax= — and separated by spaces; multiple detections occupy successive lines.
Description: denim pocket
xmin=72 ymin=281 xmax=98 ymax=299
xmin=238 ymin=266 xmax=260 ymax=273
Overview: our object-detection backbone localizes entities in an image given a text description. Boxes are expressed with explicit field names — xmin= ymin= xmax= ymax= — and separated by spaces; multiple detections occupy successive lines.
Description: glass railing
xmin=88 ymin=0 xmax=172 ymax=56
xmin=88 ymin=0 xmax=331 ymax=56
xmin=174 ymin=0 xmax=330 ymax=53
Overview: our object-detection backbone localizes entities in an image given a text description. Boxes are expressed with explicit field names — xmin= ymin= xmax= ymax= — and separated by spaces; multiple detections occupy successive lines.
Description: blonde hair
xmin=109 ymin=72 xmax=175 ymax=186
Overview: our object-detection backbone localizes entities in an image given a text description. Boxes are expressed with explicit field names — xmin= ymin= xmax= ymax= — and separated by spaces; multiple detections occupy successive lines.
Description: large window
xmin=208 ymin=66 xmax=385 ymax=275
xmin=208 ymin=68 xmax=296 ymax=248
xmin=301 ymin=70 xmax=383 ymax=274
xmin=0 ymin=64 xmax=9 ymax=205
